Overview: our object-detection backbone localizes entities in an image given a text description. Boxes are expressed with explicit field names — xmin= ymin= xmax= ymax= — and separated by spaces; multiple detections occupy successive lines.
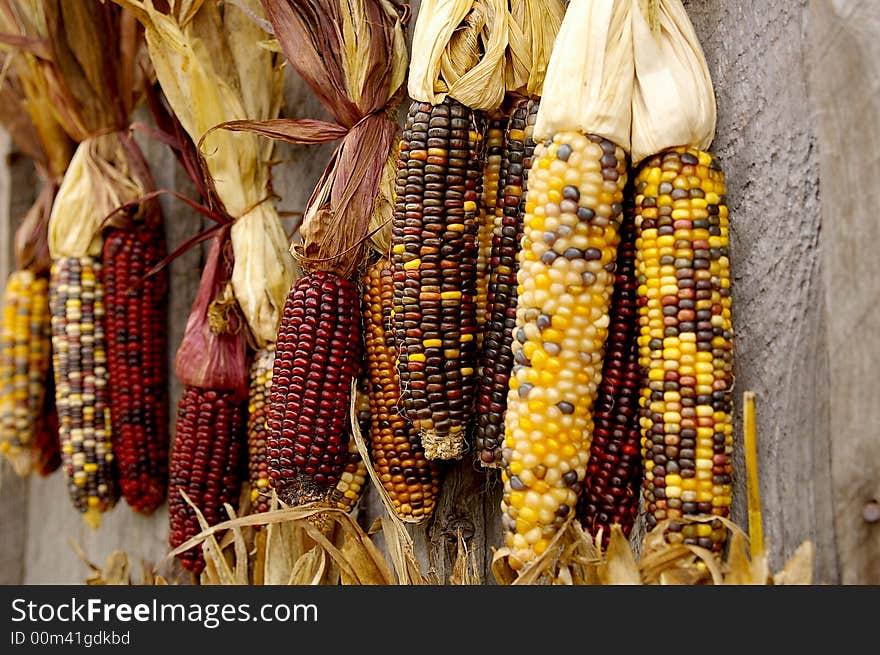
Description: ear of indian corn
xmin=577 ymin=204 xmax=642 ymax=545
xmin=50 ymin=256 xmax=117 ymax=526
xmin=634 ymin=147 xmax=733 ymax=552
xmin=476 ymin=115 xmax=507 ymax=351
xmin=169 ymin=386 xmax=247 ymax=572
xmin=500 ymin=132 xmax=627 ymax=570
xmin=330 ymin=423 xmax=367 ymax=513
xmin=102 ymin=225 xmax=169 ymax=514
xmin=364 ymin=258 xmax=442 ymax=522
xmin=31 ymin=368 xmax=60 ymax=477
xmin=0 ymin=270 xmax=54 ymax=475
xmin=266 ymin=270 xmax=363 ymax=505
xmin=247 ymin=344 xmax=274 ymax=515
xmin=391 ymin=97 xmax=483 ymax=460
xmin=476 ymin=98 xmax=539 ymax=467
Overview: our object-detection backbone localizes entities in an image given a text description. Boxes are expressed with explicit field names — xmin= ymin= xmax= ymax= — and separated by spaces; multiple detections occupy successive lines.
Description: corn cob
xmin=247 ymin=345 xmax=274 ymax=515
xmin=31 ymin=369 xmax=60 ymax=477
xmin=169 ymin=386 xmax=247 ymax=573
xmin=50 ymin=256 xmax=117 ymax=525
xmin=0 ymin=270 xmax=53 ymax=475
xmin=500 ymin=132 xmax=627 ymax=570
xmin=476 ymin=116 xmax=507 ymax=350
xmin=476 ymin=98 xmax=539 ymax=467
xmin=578 ymin=205 xmax=642 ymax=545
xmin=266 ymin=270 xmax=363 ymax=505
xmin=102 ymin=226 xmax=169 ymax=514
xmin=391 ymin=97 xmax=483 ymax=460
xmin=634 ymin=147 xmax=733 ymax=552
xmin=331 ymin=425 xmax=367 ymax=513
xmin=364 ymin=258 xmax=442 ymax=521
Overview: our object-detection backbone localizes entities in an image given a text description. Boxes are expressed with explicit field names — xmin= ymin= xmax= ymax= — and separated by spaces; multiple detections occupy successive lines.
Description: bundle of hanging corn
xmin=1 ymin=1 xmax=168 ymax=526
xmin=220 ymin=0 xmax=410 ymax=511
xmin=496 ymin=0 xmax=635 ymax=572
xmin=630 ymin=0 xmax=734 ymax=553
xmin=113 ymin=0 xmax=294 ymax=566
xmin=474 ymin=0 xmax=565 ymax=467
xmin=395 ymin=0 xmax=508 ymax=461
xmin=0 ymin=9 xmax=74 ymax=477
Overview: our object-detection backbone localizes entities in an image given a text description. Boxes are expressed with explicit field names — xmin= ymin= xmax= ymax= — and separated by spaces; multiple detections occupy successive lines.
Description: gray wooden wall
xmin=0 ymin=0 xmax=877 ymax=585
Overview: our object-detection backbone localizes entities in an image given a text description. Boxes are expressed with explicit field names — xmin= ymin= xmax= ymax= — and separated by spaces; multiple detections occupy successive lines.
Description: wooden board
xmin=809 ymin=0 xmax=880 ymax=584
xmin=2 ymin=0 xmax=878 ymax=585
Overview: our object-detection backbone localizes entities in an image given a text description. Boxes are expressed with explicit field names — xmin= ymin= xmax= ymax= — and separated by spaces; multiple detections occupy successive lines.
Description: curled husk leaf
xmin=631 ymin=0 xmax=716 ymax=165
xmin=533 ymin=0 xmax=633 ymax=150
xmin=259 ymin=0 xmax=408 ymax=278
xmin=48 ymin=134 xmax=144 ymax=258
xmin=174 ymin=231 xmax=248 ymax=398
xmin=13 ymin=181 xmax=57 ymax=273
xmin=115 ymin=0 xmax=293 ymax=348
xmin=505 ymin=0 xmax=566 ymax=98
xmin=408 ymin=0 xmax=508 ymax=111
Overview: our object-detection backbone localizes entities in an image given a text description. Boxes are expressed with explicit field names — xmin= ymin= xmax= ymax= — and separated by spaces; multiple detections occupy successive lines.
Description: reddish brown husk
xmin=169 ymin=229 xmax=248 ymax=572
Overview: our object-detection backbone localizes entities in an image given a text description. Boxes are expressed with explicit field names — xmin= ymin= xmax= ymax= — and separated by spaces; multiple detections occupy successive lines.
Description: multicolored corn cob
xmin=500 ymin=132 xmax=627 ymax=570
xmin=578 ymin=205 xmax=642 ymax=545
xmin=0 ymin=270 xmax=54 ymax=475
xmin=169 ymin=386 xmax=246 ymax=573
xmin=634 ymin=147 xmax=733 ymax=552
xmin=331 ymin=428 xmax=367 ymax=512
xmin=102 ymin=226 xmax=169 ymax=514
xmin=266 ymin=270 xmax=363 ymax=505
xmin=363 ymin=258 xmax=442 ymax=522
xmin=247 ymin=345 xmax=274 ymax=514
xmin=476 ymin=98 xmax=539 ymax=467
xmin=391 ymin=97 xmax=483 ymax=460
xmin=476 ymin=115 xmax=507 ymax=349
xmin=50 ymin=256 xmax=117 ymax=526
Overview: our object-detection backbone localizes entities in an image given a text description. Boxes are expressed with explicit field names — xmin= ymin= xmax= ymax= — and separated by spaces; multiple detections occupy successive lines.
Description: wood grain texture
xmin=809 ymin=0 xmax=880 ymax=585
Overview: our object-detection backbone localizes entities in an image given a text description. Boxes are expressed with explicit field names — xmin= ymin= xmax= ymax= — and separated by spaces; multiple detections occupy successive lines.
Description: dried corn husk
xmin=114 ymin=0 xmax=293 ymax=348
xmin=505 ymin=0 xmax=566 ymax=98
xmin=408 ymin=0 xmax=508 ymax=111
xmin=175 ymin=228 xmax=248 ymax=396
xmin=533 ymin=0 xmax=633 ymax=150
xmin=226 ymin=0 xmax=408 ymax=278
xmin=631 ymin=0 xmax=716 ymax=165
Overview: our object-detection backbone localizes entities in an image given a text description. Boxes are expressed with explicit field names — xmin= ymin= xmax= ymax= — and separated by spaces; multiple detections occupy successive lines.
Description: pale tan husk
xmin=114 ymin=0 xmax=293 ymax=348
xmin=631 ymin=0 xmax=716 ymax=165
xmin=533 ymin=0 xmax=634 ymax=150
xmin=408 ymin=0 xmax=508 ymax=110
xmin=505 ymin=0 xmax=566 ymax=98
xmin=48 ymin=134 xmax=144 ymax=258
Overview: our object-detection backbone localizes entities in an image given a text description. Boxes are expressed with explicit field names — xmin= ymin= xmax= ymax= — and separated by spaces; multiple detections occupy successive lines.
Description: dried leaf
xmin=505 ymin=0 xmax=565 ymax=98
xmin=772 ymin=542 xmax=814 ymax=586
xmin=598 ymin=525 xmax=641 ymax=584
xmin=534 ymin=0 xmax=633 ymax=150
xmin=631 ymin=0 xmax=716 ymax=164
xmin=449 ymin=532 xmax=481 ymax=585
xmin=408 ymin=0 xmax=508 ymax=110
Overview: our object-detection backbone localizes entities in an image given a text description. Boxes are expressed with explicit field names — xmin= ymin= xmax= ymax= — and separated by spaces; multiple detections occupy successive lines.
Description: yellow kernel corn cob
xmin=50 ymin=256 xmax=117 ymax=526
xmin=0 ymin=270 xmax=54 ymax=475
xmin=476 ymin=116 xmax=508 ymax=351
xmin=501 ymin=132 xmax=627 ymax=570
xmin=634 ymin=147 xmax=733 ymax=552
xmin=247 ymin=344 xmax=274 ymax=514
xmin=332 ymin=425 xmax=367 ymax=512
xmin=364 ymin=258 xmax=442 ymax=521
xmin=391 ymin=98 xmax=484 ymax=460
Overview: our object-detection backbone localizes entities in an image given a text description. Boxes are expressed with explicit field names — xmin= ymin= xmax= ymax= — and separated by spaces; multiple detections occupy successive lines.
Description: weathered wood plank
xmin=808 ymin=0 xmax=880 ymax=585
xmin=0 ymin=129 xmax=36 ymax=585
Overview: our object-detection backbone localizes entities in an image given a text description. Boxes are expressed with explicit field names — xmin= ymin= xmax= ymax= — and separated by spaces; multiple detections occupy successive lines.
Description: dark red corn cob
xmin=267 ymin=270 xmax=363 ymax=505
xmin=169 ymin=386 xmax=246 ymax=573
xmin=578 ymin=206 xmax=642 ymax=546
xmin=103 ymin=225 xmax=169 ymax=514
xmin=475 ymin=98 xmax=539 ymax=466
xmin=32 ymin=368 xmax=60 ymax=476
